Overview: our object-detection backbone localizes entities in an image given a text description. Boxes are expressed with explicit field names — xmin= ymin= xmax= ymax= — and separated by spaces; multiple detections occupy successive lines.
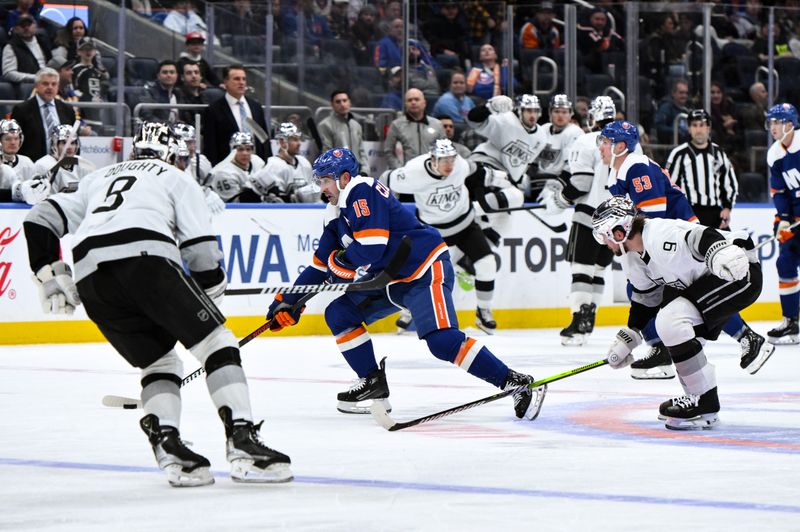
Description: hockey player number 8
xmin=92 ymin=176 xmax=137 ymax=214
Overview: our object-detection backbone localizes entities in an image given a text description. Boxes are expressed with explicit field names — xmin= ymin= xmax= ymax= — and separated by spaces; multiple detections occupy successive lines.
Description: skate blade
xmin=230 ymin=459 xmax=293 ymax=483
xmin=164 ymin=464 xmax=214 ymax=487
xmin=337 ymin=398 xmax=391 ymax=415
xmin=664 ymin=413 xmax=718 ymax=431
xmin=631 ymin=365 xmax=676 ymax=380
xmin=475 ymin=322 xmax=496 ymax=335
xmin=743 ymin=343 xmax=776 ymax=375
xmin=560 ymin=334 xmax=585 ymax=347
xmin=766 ymin=335 xmax=799 ymax=345
xmin=524 ymin=385 xmax=547 ymax=420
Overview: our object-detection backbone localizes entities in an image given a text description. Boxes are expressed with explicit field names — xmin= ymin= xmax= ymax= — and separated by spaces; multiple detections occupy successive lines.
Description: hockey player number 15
xmin=92 ymin=176 xmax=137 ymax=214
xmin=632 ymin=175 xmax=652 ymax=193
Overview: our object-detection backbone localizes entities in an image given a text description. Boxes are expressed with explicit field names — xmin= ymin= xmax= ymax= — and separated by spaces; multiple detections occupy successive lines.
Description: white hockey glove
xmin=487 ymin=95 xmax=514 ymax=114
xmin=705 ymin=240 xmax=749 ymax=281
xmin=203 ymin=187 xmax=225 ymax=216
xmin=33 ymin=261 xmax=81 ymax=314
xmin=606 ymin=327 xmax=642 ymax=368
xmin=203 ymin=273 xmax=227 ymax=307
xmin=20 ymin=175 xmax=52 ymax=205
xmin=536 ymin=179 xmax=569 ymax=215
xmin=483 ymin=167 xmax=512 ymax=189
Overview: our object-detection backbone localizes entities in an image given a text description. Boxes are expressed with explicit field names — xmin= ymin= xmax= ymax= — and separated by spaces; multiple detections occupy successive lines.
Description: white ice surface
xmin=1 ymin=323 xmax=799 ymax=531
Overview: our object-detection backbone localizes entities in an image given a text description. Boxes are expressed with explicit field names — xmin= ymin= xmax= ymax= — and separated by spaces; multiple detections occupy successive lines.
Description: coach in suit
xmin=202 ymin=64 xmax=268 ymax=165
xmin=11 ymin=68 xmax=77 ymax=162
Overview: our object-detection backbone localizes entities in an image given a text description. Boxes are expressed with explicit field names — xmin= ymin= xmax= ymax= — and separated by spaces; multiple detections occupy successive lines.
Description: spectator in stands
xmin=408 ymin=40 xmax=441 ymax=104
xmin=51 ymin=17 xmax=86 ymax=64
xmin=466 ymin=44 xmax=515 ymax=102
xmin=328 ymin=0 xmax=351 ymax=40
xmin=437 ymin=115 xmax=471 ymax=159
xmin=752 ymin=22 xmax=792 ymax=63
xmin=378 ymin=1 xmax=402 ymax=36
xmin=11 ymin=68 xmax=78 ymax=162
xmin=283 ymin=0 xmax=333 ymax=55
xmin=709 ymin=81 xmax=740 ymax=154
xmin=215 ymin=0 xmax=267 ymax=39
xmin=5 ymin=0 xmax=42 ymax=33
xmin=203 ymin=65 xmax=269 ymax=165
xmin=422 ymin=1 xmax=470 ymax=69
xmin=47 ymin=57 xmax=77 ymax=103
xmin=375 ymin=18 xmax=403 ymax=74
xmin=71 ymin=39 xmax=109 ymax=124
xmin=577 ymin=7 xmax=624 ymax=74
xmin=741 ymin=81 xmax=769 ymax=131
xmin=380 ymin=65 xmax=403 ymax=111
xmin=313 ymin=0 xmax=331 ymax=18
xmin=163 ymin=0 xmax=211 ymax=42
xmin=431 ymin=70 xmax=474 ymax=123
xmin=177 ymin=61 xmax=209 ymax=124
xmin=140 ymin=60 xmax=181 ymax=124
xmin=654 ymin=78 xmax=691 ymax=144
xmin=643 ymin=14 xmax=684 ymax=84
xmin=318 ymin=89 xmax=369 ymax=173
xmin=351 ymin=5 xmax=381 ymax=66
xmin=573 ymin=96 xmax=591 ymax=131
xmin=519 ymin=1 xmax=561 ymax=50
xmin=729 ymin=0 xmax=764 ymax=39
xmin=127 ymin=0 xmax=152 ymax=16
xmin=462 ymin=1 xmax=498 ymax=47
xmin=2 ymin=15 xmax=50 ymax=85
xmin=384 ymin=88 xmax=445 ymax=169
xmin=177 ymin=32 xmax=221 ymax=90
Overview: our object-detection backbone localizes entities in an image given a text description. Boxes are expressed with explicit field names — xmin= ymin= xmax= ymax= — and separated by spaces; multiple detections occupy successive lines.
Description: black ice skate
xmin=658 ymin=387 xmax=720 ymax=430
xmin=337 ymin=357 xmax=391 ymax=414
xmin=140 ymin=414 xmax=214 ymax=487
xmin=218 ymin=407 xmax=293 ymax=483
xmin=630 ymin=342 xmax=676 ymax=380
xmin=559 ymin=304 xmax=596 ymax=346
xmin=767 ymin=317 xmax=799 ymax=345
xmin=395 ymin=309 xmax=413 ymax=334
xmin=739 ymin=328 xmax=775 ymax=375
xmin=504 ymin=369 xmax=547 ymax=420
xmin=476 ymin=307 xmax=497 ymax=334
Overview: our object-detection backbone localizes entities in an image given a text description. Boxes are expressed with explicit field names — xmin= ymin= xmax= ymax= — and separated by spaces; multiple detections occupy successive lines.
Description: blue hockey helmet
xmin=312 ymin=147 xmax=360 ymax=184
xmin=765 ymin=103 xmax=798 ymax=129
xmin=598 ymin=120 xmax=639 ymax=153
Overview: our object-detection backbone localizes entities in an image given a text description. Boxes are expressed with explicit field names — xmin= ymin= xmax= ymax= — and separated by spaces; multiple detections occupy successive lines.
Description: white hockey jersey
xmin=386 ymin=153 xmax=474 ymax=237
xmin=24 ymin=158 xmax=220 ymax=282
xmin=536 ymin=122 xmax=584 ymax=176
xmin=185 ymin=152 xmax=213 ymax=187
xmin=33 ymin=154 xmax=95 ymax=194
xmin=251 ymin=154 xmax=319 ymax=203
xmin=4 ymin=154 xmax=35 ymax=181
xmin=210 ymin=156 xmax=265 ymax=202
xmin=467 ymin=111 xmax=546 ymax=184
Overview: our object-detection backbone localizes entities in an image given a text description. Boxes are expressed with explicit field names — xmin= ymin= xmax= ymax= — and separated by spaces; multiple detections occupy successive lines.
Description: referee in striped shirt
xmin=665 ymin=109 xmax=738 ymax=228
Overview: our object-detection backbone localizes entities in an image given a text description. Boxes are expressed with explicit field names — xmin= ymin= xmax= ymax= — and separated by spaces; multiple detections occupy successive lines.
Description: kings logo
xmin=0 ymin=226 xmax=21 ymax=298
xmin=501 ymin=139 xmax=536 ymax=168
xmin=426 ymin=184 xmax=461 ymax=212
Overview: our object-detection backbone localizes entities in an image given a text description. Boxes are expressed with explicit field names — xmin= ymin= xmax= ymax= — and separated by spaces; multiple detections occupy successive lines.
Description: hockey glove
xmin=33 ymin=261 xmax=81 ymax=314
xmin=606 ymin=327 xmax=641 ymax=368
xmin=775 ymin=220 xmax=797 ymax=243
xmin=487 ymin=95 xmax=514 ymax=114
xmin=705 ymin=240 xmax=749 ymax=281
xmin=536 ymin=179 xmax=569 ymax=215
xmin=327 ymin=249 xmax=357 ymax=283
xmin=203 ymin=188 xmax=226 ymax=216
xmin=266 ymin=294 xmax=305 ymax=331
xmin=20 ymin=175 xmax=51 ymax=205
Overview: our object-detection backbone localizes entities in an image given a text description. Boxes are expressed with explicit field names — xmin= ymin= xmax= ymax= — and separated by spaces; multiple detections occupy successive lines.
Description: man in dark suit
xmin=202 ymin=64 xmax=268 ymax=165
xmin=11 ymin=68 xmax=77 ymax=162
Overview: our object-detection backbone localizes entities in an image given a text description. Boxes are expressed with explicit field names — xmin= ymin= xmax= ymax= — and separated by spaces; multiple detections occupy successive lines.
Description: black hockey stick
xmin=244 ymin=116 xmax=273 ymax=158
xmin=306 ymin=116 xmax=323 ymax=152
xmin=483 ymin=203 xmax=547 ymax=213
xmin=526 ymin=208 xmax=568 ymax=233
xmin=370 ymin=358 xmax=608 ymax=431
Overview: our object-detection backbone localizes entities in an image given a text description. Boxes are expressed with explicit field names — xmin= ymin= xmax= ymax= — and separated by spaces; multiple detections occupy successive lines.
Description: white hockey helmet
xmin=588 ymin=96 xmax=616 ymax=128
xmin=275 ymin=122 xmax=302 ymax=140
xmin=49 ymin=124 xmax=79 ymax=156
xmin=430 ymin=138 xmax=457 ymax=160
xmin=516 ymin=93 xmax=541 ymax=111
xmin=172 ymin=122 xmax=196 ymax=142
xmin=132 ymin=121 xmax=179 ymax=163
xmin=0 ymin=118 xmax=24 ymax=147
xmin=229 ymin=131 xmax=254 ymax=151
xmin=591 ymin=195 xmax=638 ymax=244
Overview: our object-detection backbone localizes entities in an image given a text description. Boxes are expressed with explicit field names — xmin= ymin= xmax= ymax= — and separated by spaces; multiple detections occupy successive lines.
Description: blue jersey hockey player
xmin=265 ymin=148 xmax=547 ymax=420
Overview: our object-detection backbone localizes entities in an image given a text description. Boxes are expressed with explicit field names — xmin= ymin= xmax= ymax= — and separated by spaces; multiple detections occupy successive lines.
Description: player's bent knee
xmin=473 ymin=254 xmax=496 ymax=279
xmin=655 ymin=300 xmax=698 ymax=347
xmin=424 ymin=328 xmax=465 ymax=362
xmin=204 ymin=346 xmax=241 ymax=374
xmin=140 ymin=349 xmax=183 ymax=387
xmin=666 ymin=338 xmax=703 ymax=364
xmin=189 ymin=325 xmax=238 ymax=366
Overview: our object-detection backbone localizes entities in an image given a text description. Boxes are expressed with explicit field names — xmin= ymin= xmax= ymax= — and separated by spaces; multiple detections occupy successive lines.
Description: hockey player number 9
xmin=92 ymin=176 xmax=137 ymax=214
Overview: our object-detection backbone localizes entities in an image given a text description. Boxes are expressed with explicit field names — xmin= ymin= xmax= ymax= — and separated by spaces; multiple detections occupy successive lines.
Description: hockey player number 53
xmin=92 ymin=176 xmax=137 ymax=214
xmin=632 ymin=176 xmax=652 ymax=193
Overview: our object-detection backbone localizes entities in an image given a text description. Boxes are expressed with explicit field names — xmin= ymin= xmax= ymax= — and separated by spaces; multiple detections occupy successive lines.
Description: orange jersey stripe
xmin=454 ymin=337 xmax=477 ymax=366
xmin=354 ymin=228 xmax=390 ymax=240
xmin=336 ymin=326 xmax=367 ymax=345
xmin=779 ymin=280 xmax=800 ymax=288
xmin=431 ymin=261 xmax=450 ymax=329
xmin=636 ymin=197 xmax=667 ymax=208
xmin=394 ymin=242 xmax=449 ymax=283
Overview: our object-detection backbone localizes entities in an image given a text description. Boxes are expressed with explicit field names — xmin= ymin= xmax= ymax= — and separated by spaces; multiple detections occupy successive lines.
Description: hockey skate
xmin=504 ymin=369 xmax=547 ymax=420
xmin=140 ymin=414 xmax=214 ymax=487
xmin=739 ymin=328 xmax=775 ymax=375
xmin=559 ymin=304 xmax=595 ymax=346
xmin=476 ymin=307 xmax=497 ymax=334
xmin=767 ymin=317 xmax=800 ymax=345
xmin=658 ymin=388 xmax=720 ymax=430
xmin=337 ymin=357 xmax=392 ymax=414
xmin=218 ymin=407 xmax=293 ymax=483
xmin=395 ymin=309 xmax=414 ymax=334
xmin=630 ymin=342 xmax=676 ymax=380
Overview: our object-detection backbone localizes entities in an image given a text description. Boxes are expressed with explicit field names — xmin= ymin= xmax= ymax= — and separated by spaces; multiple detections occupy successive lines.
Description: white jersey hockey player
xmin=533 ymin=93 xmax=584 ymax=188
xmin=592 ymin=195 xmax=768 ymax=429
xmin=250 ymin=122 xmax=320 ymax=203
xmin=210 ymin=132 xmax=265 ymax=202
xmin=22 ymin=122 xmax=293 ymax=486
xmin=1 ymin=119 xmax=44 ymax=203
xmin=175 ymin=138 xmax=225 ymax=216
xmin=173 ymin=122 xmax=213 ymax=187
xmin=33 ymin=124 xmax=95 ymax=194
xmin=386 ymin=139 xmax=500 ymax=332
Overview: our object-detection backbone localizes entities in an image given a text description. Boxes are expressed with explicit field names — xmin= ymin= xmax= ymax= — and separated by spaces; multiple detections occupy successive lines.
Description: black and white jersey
xmin=467 ymin=111 xmax=546 ymax=184
xmin=185 ymin=152 xmax=213 ymax=187
xmin=3 ymin=154 xmax=35 ymax=181
xmin=34 ymin=154 xmax=95 ymax=193
xmin=386 ymin=153 xmax=474 ymax=237
xmin=210 ymin=155 xmax=265 ymax=202
xmin=536 ymin=122 xmax=584 ymax=176
xmin=24 ymin=158 xmax=220 ymax=282
xmin=665 ymin=141 xmax=738 ymax=209
xmin=251 ymin=154 xmax=315 ymax=201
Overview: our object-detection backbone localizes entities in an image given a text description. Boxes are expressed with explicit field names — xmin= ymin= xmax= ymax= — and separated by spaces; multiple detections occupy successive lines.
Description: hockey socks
xmin=721 ymin=313 xmax=746 ymax=339
xmin=335 ymin=325 xmax=378 ymax=378
xmin=425 ymin=329 xmax=508 ymax=387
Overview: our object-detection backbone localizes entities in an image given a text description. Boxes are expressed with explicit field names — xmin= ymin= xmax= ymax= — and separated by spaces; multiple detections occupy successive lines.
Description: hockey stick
xmin=527 ymin=209 xmax=568 ymax=233
xmin=103 ymin=237 xmax=413 ymax=409
xmin=306 ymin=116 xmax=323 ymax=152
xmin=483 ymin=203 xmax=547 ymax=213
xmin=754 ymin=220 xmax=800 ymax=250
xmin=370 ymin=358 xmax=609 ymax=431
xmin=244 ymin=116 xmax=273 ymax=158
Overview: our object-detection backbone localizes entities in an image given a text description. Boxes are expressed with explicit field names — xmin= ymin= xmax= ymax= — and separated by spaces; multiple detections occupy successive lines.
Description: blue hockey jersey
xmin=768 ymin=130 xmax=800 ymax=222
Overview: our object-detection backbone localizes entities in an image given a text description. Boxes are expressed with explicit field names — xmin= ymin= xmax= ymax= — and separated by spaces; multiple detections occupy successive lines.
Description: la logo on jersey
xmin=501 ymin=139 xmax=537 ymax=167
xmin=0 ymin=226 xmax=21 ymax=298
xmin=426 ymin=184 xmax=461 ymax=212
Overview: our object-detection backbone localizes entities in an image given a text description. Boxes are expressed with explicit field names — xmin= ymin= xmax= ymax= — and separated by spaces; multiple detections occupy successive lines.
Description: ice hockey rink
xmin=1 ymin=323 xmax=798 ymax=532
